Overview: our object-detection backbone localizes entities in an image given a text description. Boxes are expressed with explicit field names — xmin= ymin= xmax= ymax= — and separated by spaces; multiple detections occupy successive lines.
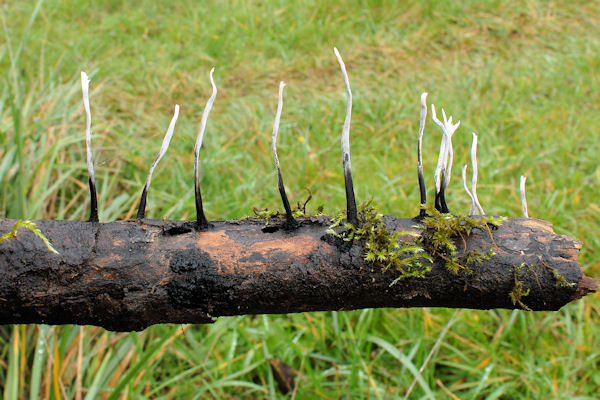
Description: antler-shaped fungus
xmin=271 ymin=81 xmax=297 ymax=228
xmin=136 ymin=105 xmax=179 ymax=219
xmin=80 ymin=71 xmax=99 ymax=223
xmin=193 ymin=68 xmax=218 ymax=229
xmin=333 ymin=47 xmax=358 ymax=226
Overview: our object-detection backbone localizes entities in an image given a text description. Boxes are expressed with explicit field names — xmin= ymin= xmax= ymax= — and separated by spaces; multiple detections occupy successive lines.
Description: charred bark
xmin=0 ymin=216 xmax=596 ymax=331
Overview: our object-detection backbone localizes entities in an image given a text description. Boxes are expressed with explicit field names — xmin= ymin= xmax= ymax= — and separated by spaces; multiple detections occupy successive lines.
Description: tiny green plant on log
xmin=550 ymin=266 xmax=576 ymax=288
xmin=252 ymin=189 xmax=323 ymax=226
xmin=0 ymin=220 xmax=58 ymax=254
xmin=508 ymin=262 xmax=574 ymax=311
xmin=251 ymin=207 xmax=282 ymax=226
xmin=537 ymin=260 xmax=576 ymax=288
xmin=419 ymin=205 xmax=505 ymax=274
xmin=509 ymin=263 xmax=534 ymax=310
xmin=508 ymin=261 xmax=575 ymax=311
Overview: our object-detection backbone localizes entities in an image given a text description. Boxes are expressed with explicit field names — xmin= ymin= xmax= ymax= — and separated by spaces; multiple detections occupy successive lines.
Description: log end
xmin=572 ymin=275 xmax=599 ymax=301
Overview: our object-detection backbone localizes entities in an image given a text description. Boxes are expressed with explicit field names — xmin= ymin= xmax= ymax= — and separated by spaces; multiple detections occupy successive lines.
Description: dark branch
xmin=0 ymin=216 xmax=594 ymax=331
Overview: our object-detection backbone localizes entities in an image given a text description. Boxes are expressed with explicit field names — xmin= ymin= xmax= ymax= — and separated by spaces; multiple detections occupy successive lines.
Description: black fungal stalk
xmin=333 ymin=47 xmax=358 ymax=227
xmin=271 ymin=81 xmax=296 ymax=228
xmin=136 ymin=105 xmax=179 ymax=220
xmin=81 ymin=72 xmax=99 ymax=223
xmin=434 ymin=171 xmax=450 ymax=214
xmin=194 ymin=68 xmax=218 ymax=229
xmin=438 ymin=171 xmax=449 ymax=213
xmin=88 ymin=178 xmax=98 ymax=222
xmin=194 ymin=169 xmax=207 ymax=228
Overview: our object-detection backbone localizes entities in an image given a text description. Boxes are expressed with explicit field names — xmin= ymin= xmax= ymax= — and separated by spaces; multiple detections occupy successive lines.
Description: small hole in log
xmin=164 ymin=226 xmax=193 ymax=236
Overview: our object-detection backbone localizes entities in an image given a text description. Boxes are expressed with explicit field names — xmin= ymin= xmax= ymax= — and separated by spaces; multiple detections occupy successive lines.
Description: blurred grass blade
xmin=1 ymin=0 xmax=44 ymax=218
xmin=105 ymin=327 xmax=179 ymax=400
xmin=367 ymin=335 xmax=435 ymax=399
xmin=4 ymin=326 xmax=20 ymax=400
xmin=29 ymin=325 xmax=50 ymax=400
xmin=84 ymin=348 xmax=114 ymax=400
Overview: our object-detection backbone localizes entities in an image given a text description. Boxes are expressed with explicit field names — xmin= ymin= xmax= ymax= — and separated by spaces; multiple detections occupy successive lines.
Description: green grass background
xmin=1 ymin=0 xmax=599 ymax=398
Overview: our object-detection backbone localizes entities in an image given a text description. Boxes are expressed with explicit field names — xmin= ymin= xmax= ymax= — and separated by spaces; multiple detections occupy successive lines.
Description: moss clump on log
xmin=325 ymin=203 xmax=507 ymax=284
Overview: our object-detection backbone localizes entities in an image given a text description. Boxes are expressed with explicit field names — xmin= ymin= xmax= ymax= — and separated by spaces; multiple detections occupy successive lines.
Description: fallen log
xmin=0 ymin=216 xmax=596 ymax=331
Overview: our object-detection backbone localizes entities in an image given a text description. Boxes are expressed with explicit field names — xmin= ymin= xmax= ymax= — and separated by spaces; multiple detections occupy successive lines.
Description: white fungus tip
xmin=333 ymin=47 xmax=352 ymax=171
xmin=418 ymin=92 xmax=428 ymax=139
xmin=462 ymin=164 xmax=476 ymax=214
xmin=164 ymin=105 xmax=179 ymax=147
xmin=470 ymin=132 xmax=485 ymax=215
xmin=81 ymin=71 xmax=94 ymax=183
xmin=271 ymin=81 xmax=286 ymax=173
xmin=145 ymin=105 xmax=179 ymax=190
xmin=430 ymin=104 xmax=444 ymax=130
xmin=520 ymin=175 xmax=529 ymax=218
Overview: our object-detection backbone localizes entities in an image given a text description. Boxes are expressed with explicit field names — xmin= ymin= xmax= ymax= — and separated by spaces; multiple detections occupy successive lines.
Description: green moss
xmin=327 ymin=203 xmax=506 ymax=284
xmin=327 ymin=202 xmax=432 ymax=284
xmin=418 ymin=205 xmax=504 ymax=275
xmin=0 ymin=220 xmax=58 ymax=254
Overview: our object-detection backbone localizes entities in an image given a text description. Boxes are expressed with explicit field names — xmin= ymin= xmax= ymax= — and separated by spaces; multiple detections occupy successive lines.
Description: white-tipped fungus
xmin=520 ymin=175 xmax=529 ymax=218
